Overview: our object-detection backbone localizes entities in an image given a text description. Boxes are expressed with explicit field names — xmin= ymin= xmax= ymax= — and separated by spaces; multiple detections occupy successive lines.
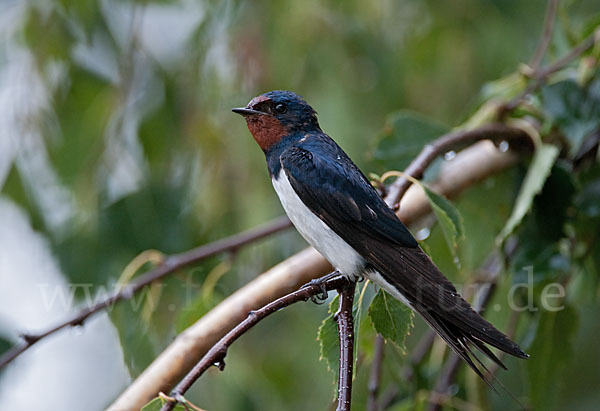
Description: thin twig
xmin=335 ymin=281 xmax=357 ymax=411
xmin=426 ymin=354 xmax=463 ymax=411
xmin=0 ymin=216 xmax=292 ymax=369
xmin=367 ymin=335 xmax=385 ymax=411
xmin=529 ymin=0 xmax=560 ymax=71
xmin=384 ymin=124 xmax=531 ymax=208
xmin=504 ymin=28 xmax=599 ymax=112
xmin=398 ymin=330 xmax=437 ymax=382
xmin=160 ymin=273 xmax=348 ymax=411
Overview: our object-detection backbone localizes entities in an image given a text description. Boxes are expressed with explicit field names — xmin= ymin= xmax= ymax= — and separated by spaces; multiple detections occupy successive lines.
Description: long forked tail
xmin=417 ymin=307 xmax=527 ymax=387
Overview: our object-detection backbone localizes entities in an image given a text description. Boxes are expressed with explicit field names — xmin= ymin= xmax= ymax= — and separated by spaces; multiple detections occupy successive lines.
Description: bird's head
xmin=232 ymin=90 xmax=320 ymax=151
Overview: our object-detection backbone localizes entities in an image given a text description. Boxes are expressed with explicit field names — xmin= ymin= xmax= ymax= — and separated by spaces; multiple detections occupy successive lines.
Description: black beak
xmin=232 ymin=107 xmax=264 ymax=116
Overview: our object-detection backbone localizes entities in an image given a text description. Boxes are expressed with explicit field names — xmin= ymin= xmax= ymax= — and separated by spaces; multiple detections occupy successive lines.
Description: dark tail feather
xmin=418 ymin=309 xmax=529 ymax=409
xmin=418 ymin=309 xmax=494 ymax=386
xmin=465 ymin=334 xmax=507 ymax=370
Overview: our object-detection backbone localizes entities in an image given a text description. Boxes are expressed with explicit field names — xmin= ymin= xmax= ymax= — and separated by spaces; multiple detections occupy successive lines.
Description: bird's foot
xmin=301 ymin=271 xmax=340 ymax=304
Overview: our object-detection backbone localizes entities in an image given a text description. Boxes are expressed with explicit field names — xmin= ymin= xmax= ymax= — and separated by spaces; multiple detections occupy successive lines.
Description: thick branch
xmin=160 ymin=273 xmax=348 ymax=411
xmin=110 ymin=140 xmax=519 ymax=410
xmin=0 ymin=216 xmax=292 ymax=369
xmin=335 ymin=281 xmax=357 ymax=411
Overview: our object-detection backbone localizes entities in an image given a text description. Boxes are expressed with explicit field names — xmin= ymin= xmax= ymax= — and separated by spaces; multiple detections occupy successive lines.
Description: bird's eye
xmin=274 ymin=103 xmax=287 ymax=114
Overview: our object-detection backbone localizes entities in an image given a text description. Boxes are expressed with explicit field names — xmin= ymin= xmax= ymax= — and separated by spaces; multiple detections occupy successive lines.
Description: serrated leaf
xmin=497 ymin=144 xmax=559 ymax=243
xmin=368 ymin=289 xmax=413 ymax=353
xmin=422 ymin=185 xmax=465 ymax=268
xmin=318 ymin=289 xmax=369 ymax=382
xmin=371 ymin=111 xmax=449 ymax=171
xmin=528 ymin=305 xmax=579 ymax=410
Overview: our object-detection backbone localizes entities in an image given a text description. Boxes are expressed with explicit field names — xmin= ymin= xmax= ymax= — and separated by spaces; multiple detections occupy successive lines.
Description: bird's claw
xmin=309 ymin=287 xmax=329 ymax=304
xmin=301 ymin=275 xmax=334 ymax=304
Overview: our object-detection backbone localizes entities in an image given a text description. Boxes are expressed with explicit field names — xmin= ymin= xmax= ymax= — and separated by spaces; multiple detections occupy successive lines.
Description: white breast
xmin=272 ymin=170 xmax=417 ymax=310
xmin=272 ymin=171 xmax=365 ymax=278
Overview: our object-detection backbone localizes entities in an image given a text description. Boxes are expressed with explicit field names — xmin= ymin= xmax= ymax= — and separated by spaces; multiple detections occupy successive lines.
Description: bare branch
xmin=0 ymin=216 xmax=292 ymax=369
xmin=335 ymin=281 xmax=357 ymax=411
xmin=384 ymin=124 xmax=531 ymax=209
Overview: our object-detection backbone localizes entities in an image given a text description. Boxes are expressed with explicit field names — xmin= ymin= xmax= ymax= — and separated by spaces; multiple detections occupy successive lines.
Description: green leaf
xmin=422 ymin=185 xmax=465 ymax=268
xmin=541 ymin=74 xmax=600 ymax=157
xmin=575 ymin=180 xmax=600 ymax=218
xmin=368 ymin=289 xmax=414 ymax=353
xmin=528 ymin=305 xmax=579 ymax=410
xmin=141 ymin=397 xmax=188 ymax=411
xmin=479 ymin=72 xmax=527 ymax=103
xmin=141 ymin=398 xmax=163 ymax=411
xmin=497 ymin=144 xmax=559 ymax=243
xmin=371 ymin=111 xmax=449 ymax=171
xmin=318 ymin=295 xmax=340 ymax=379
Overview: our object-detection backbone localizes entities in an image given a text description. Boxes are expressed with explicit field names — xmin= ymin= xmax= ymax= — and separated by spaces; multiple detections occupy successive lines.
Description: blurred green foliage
xmin=1 ymin=0 xmax=600 ymax=410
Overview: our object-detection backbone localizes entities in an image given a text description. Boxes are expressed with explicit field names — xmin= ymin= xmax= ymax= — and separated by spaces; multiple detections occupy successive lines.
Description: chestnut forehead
xmin=248 ymin=95 xmax=271 ymax=107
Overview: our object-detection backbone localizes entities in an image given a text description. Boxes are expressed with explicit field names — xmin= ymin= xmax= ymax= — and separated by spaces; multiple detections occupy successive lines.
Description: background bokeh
xmin=1 ymin=0 xmax=599 ymax=410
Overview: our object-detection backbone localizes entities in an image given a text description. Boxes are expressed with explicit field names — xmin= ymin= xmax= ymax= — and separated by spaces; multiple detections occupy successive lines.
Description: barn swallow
xmin=233 ymin=90 xmax=528 ymax=381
